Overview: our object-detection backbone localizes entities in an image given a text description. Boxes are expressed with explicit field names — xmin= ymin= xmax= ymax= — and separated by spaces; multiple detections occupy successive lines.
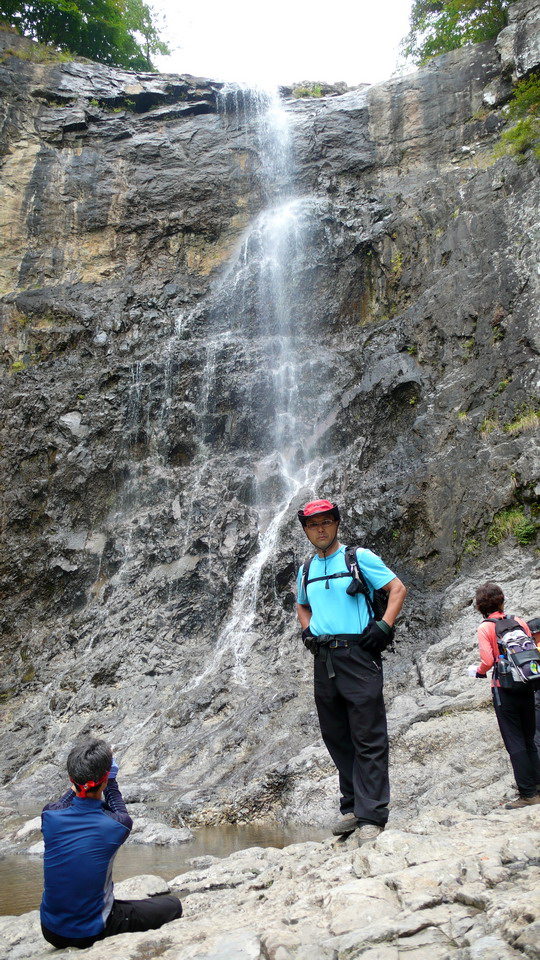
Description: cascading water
xmin=97 ymin=85 xmax=333 ymax=693
xmin=181 ymin=88 xmax=331 ymax=685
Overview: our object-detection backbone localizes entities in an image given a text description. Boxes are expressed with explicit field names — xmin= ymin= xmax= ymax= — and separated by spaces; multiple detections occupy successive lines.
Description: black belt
xmin=317 ymin=634 xmax=364 ymax=677
xmin=319 ymin=634 xmax=363 ymax=648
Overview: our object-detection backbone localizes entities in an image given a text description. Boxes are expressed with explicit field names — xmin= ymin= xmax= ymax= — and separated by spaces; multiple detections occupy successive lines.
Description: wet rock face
xmin=0 ymin=1 xmax=539 ymax=823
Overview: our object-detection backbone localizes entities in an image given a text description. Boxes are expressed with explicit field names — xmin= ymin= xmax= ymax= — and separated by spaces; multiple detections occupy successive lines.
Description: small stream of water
xmin=0 ymin=822 xmax=327 ymax=916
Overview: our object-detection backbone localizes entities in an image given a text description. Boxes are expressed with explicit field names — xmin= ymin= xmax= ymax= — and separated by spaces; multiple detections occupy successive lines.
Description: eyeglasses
xmin=305 ymin=519 xmax=336 ymax=530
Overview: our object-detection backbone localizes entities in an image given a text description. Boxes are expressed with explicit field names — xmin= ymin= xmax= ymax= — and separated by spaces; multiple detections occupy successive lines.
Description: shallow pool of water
xmin=0 ymin=821 xmax=327 ymax=916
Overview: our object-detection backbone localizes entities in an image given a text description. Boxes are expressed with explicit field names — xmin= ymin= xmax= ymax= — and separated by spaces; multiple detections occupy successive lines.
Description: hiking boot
xmin=356 ymin=824 xmax=384 ymax=846
xmin=331 ymin=812 xmax=359 ymax=836
xmin=504 ymin=794 xmax=540 ymax=809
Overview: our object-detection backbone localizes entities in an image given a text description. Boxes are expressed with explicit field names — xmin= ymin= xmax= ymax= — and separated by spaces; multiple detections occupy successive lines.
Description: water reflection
xmin=0 ymin=822 xmax=327 ymax=916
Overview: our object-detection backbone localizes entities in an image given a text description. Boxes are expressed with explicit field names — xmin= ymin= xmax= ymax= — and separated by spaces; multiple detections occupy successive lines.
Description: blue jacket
xmin=40 ymin=780 xmax=132 ymax=938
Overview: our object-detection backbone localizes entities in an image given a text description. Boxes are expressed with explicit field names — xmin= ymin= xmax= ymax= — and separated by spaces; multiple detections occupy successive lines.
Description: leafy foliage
xmin=503 ymin=402 xmax=540 ymax=433
xmin=124 ymin=0 xmax=168 ymax=63
xmin=488 ymin=506 xmax=537 ymax=546
xmin=499 ymin=118 xmax=540 ymax=159
xmin=497 ymin=70 xmax=540 ymax=162
xmin=402 ymin=0 xmax=514 ymax=64
xmin=291 ymin=83 xmax=323 ymax=99
xmin=507 ymin=70 xmax=540 ymax=120
xmin=0 ymin=0 xmax=169 ymax=70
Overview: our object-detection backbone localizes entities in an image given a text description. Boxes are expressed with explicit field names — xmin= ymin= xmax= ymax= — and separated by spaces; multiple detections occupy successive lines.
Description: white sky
xmin=153 ymin=0 xmax=413 ymax=87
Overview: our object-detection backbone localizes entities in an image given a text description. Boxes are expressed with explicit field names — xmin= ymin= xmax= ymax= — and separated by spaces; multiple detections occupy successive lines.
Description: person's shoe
xmin=331 ymin=812 xmax=360 ymax=836
xmin=504 ymin=794 xmax=540 ymax=809
xmin=356 ymin=824 xmax=384 ymax=846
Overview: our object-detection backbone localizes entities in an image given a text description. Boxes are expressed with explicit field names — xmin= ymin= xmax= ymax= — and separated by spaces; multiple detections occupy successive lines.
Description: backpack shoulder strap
xmin=344 ymin=546 xmax=377 ymax=620
xmin=301 ymin=554 xmax=315 ymax=595
xmin=344 ymin=545 xmax=358 ymax=574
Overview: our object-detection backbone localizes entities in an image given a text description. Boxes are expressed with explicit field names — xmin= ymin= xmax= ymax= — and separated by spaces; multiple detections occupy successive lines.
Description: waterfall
xmin=182 ymin=87 xmax=329 ymax=687
xmin=101 ymin=85 xmax=331 ymax=686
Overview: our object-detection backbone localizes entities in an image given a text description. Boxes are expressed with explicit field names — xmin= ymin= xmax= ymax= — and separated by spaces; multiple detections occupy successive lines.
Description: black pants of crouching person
xmin=41 ymin=895 xmax=183 ymax=949
xmin=314 ymin=642 xmax=389 ymax=826
xmin=493 ymin=686 xmax=540 ymax=797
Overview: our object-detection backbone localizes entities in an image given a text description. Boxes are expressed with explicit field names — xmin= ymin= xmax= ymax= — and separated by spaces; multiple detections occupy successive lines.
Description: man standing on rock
xmin=40 ymin=737 xmax=182 ymax=949
xmin=296 ymin=499 xmax=406 ymax=844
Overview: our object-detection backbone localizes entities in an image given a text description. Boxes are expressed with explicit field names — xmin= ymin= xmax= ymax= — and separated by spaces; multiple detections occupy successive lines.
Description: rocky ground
xmin=2 ymin=803 xmax=540 ymax=960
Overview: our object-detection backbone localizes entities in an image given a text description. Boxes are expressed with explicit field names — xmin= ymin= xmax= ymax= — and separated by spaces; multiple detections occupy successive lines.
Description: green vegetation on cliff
xmin=488 ymin=506 xmax=537 ymax=545
xmin=0 ymin=0 xmax=169 ymax=70
xmin=402 ymin=0 xmax=515 ymax=64
xmin=497 ymin=70 xmax=540 ymax=162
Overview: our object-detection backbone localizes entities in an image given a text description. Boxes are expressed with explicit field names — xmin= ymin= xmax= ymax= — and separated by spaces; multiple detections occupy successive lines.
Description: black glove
xmin=360 ymin=620 xmax=394 ymax=654
xmin=476 ymin=671 xmax=487 ymax=678
xmin=302 ymin=626 xmax=319 ymax=655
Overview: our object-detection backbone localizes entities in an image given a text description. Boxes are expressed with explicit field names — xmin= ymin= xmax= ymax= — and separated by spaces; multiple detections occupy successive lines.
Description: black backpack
xmin=489 ymin=616 xmax=540 ymax=688
xmin=301 ymin=545 xmax=389 ymax=622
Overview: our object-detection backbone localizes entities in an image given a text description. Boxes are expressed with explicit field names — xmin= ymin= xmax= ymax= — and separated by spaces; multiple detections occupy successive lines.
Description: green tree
xmin=402 ymin=0 xmax=515 ymax=64
xmin=0 ymin=0 xmax=169 ymax=70
xmin=124 ymin=0 xmax=169 ymax=63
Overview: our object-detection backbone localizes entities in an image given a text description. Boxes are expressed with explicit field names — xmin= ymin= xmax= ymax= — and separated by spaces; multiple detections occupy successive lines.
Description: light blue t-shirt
xmin=297 ymin=545 xmax=395 ymax=636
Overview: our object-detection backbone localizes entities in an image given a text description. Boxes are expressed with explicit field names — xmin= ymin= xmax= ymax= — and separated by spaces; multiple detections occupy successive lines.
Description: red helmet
xmin=297 ymin=499 xmax=340 ymax=527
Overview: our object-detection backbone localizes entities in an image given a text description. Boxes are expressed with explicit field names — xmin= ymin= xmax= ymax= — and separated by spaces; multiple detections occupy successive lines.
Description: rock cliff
xmin=0 ymin=1 xmax=539 ymax=828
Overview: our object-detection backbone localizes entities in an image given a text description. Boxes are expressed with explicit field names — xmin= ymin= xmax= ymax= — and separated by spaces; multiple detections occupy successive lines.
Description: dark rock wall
xmin=0 ymin=3 xmax=538 ymax=821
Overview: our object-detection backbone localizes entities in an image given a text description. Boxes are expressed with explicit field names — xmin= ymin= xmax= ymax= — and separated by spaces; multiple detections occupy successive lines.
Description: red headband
xmin=71 ymin=769 xmax=110 ymax=797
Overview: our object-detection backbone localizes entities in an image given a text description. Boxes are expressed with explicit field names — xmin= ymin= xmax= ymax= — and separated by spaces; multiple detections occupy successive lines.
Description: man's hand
xmin=302 ymin=626 xmax=319 ymax=655
xmin=361 ymin=620 xmax=394 ymax=654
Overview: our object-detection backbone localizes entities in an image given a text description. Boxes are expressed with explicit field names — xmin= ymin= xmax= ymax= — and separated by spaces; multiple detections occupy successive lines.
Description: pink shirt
xmin=477 ymin=611 xmax=532 ymax=687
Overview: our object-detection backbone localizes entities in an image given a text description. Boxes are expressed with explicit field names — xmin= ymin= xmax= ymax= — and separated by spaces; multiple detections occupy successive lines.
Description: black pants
xmin=535 ymin=690 xmax=540 ymax=759
xmin=314 ymin=643 xmax=389 ymax=825
xmin=41 ymin=895 xmax=183 ymax=949
xmin=493 ymin=686 xmax=540 ymax=796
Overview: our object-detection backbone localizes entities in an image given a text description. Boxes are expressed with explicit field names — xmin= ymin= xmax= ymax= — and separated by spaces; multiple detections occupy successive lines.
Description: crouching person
xmin=40 ymin=737 xmax=182 ymax=949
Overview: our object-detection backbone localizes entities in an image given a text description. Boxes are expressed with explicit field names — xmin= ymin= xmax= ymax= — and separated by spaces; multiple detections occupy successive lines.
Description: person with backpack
xmin=471 ymin=583 xmax=540 ymax=809
xmin=296 ymin=498 xmax=407 ymax=844
xmin=528 ymin=617 xmax=540 ymax=759
xmin=40 ymin=738 xmax=182 ymax=949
